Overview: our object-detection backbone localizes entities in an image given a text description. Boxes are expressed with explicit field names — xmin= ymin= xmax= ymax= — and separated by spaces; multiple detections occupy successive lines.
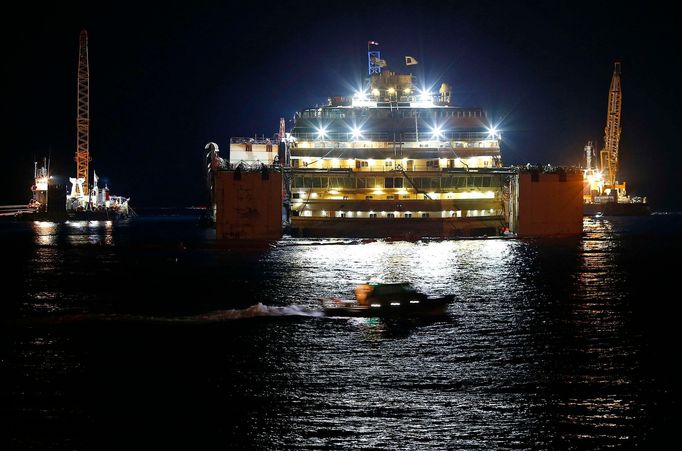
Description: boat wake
xmin=190 ymin=303 xmax=324 ymax=321
xmin=9 ymin=303 xmax=324 ymax=327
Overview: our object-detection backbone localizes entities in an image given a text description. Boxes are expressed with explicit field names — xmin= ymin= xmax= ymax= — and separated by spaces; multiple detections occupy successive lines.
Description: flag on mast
xmin=371 ymin=56 xmax=387 ymax=67
xmin=405 ymin=56 xmax=418 ymax=66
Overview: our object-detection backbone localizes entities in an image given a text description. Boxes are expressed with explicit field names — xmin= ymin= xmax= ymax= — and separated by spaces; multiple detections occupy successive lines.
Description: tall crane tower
xmin=75 ymin=30 xmax=91 ymax=194
xmin=600 ymin=62 xmax=622 ymax=190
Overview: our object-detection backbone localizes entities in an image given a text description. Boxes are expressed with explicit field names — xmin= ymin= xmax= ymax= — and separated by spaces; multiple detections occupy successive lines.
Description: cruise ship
xmin=219 ymin=45 xmax=518 ymax=238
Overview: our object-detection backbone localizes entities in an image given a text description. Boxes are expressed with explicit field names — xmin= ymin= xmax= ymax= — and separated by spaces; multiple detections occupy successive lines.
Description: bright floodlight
xmin=351 ymin=126 xmax=363 ymax=140
xmin=419 ymin=90 xmax=432 ymax=102
xmin=431 ymin=125 xmax=443 ymax=139
xmin=317 ymin=126 xmax=327 ymax=139
xmin=487 ymin=126 xmax=498 ymax=138
xmin=355 ymin=90 xmax=367 ymax=100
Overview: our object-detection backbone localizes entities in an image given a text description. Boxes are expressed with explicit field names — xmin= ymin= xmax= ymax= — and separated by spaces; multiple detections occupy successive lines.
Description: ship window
xmin=404 ymin=213 xmax=412 ymax=218
xmin=394 ymin=178 xmax=403 ymax=188
xmin=430 ymin=178 xmax=440 ymax=189
xmin=365 ymin=195 xmax=373 ymax=200
xmin=292 ymin=193 xmax=300 ymax=199
xmin=387 ymin=213 xmax=395 ymax=218
xmin=386 ymin=195 xmax=395 ymax=200
xmin=343 ymin=196 xmax=349 ymax=200
xmin=421 ymin=213 xmax=430 ymax=218
xmin=369 ymin=213 xmax=377 ymax=218
xmin=384 ymin=178 xmax=394 ymax=188
xmin=292 ymin=159 xmax=300 ymax=168
xmin=340 ymin=213 xmax=346 ymax=218
xmin=385 ymin=160 xmax=393 ymax=167
xmin=481 ymin=177 xmax=492 ymax=187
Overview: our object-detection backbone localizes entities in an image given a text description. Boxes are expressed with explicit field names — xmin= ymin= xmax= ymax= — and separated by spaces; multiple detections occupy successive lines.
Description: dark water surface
xmin=1 ymin=215 xmax=679 ymax=449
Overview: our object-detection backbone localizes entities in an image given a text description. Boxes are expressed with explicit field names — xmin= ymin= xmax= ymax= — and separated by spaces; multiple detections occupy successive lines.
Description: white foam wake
xmin=11 ymin=303 xmax=324 ymax=327
xmin=190 ymin=303 xmax=324 ymax=321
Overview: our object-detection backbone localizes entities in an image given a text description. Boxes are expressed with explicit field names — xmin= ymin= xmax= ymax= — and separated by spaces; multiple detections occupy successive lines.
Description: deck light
xmin=419 ymin=90 xmax=432 ymax=102
xmin=351 ymin=126 xmax=363 ymax=140
xmin=431 ymin=125 xmax=444 ymax=139
xmin=317 ymin=126 xmax=328 ymax=139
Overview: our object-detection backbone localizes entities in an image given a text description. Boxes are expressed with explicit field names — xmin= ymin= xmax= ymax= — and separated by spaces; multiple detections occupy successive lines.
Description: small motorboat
xmin=321 ymin=282 xmax=454 ymax=317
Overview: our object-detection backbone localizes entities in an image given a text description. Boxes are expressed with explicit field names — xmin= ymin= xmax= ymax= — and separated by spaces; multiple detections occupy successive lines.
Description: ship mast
xmin=600 ymin=62 xmax=622 ymax=189
xmin=75 ymin=30 xmax=91 ymax=194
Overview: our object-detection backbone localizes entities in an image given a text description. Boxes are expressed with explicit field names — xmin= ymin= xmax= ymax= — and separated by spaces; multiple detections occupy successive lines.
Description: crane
xmin=599 ymin=62 xmax=622 ymax=190
xmin=75 ymin=30 xmax=91 ymax=194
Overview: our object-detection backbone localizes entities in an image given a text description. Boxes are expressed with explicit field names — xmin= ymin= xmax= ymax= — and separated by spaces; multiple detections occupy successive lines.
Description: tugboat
xmin=321 ymin=282 xmax=454 ymax=317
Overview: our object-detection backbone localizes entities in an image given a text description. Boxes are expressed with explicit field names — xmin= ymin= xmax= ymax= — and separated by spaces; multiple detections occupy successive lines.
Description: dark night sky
xmin=1 ymin=1 xmax=679 ymax=209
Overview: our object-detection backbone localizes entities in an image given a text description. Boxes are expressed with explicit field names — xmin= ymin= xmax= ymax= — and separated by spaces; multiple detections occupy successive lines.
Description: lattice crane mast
xmin=600 ymin=62 xmax=622 ymax=190
xmin=75 ymin=30 xmax=91 ymax=194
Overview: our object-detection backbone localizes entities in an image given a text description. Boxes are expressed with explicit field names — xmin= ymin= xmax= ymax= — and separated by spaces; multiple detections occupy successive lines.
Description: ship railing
xmin=290 ymin=131 xmax=492 ymax=143
xmin=230 ymin=137 xmax=282 ymax=145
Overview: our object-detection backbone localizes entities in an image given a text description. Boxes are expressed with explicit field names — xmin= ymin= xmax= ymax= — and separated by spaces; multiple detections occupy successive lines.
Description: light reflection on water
xmin=1 ymin=216 xmax=677 ymax=449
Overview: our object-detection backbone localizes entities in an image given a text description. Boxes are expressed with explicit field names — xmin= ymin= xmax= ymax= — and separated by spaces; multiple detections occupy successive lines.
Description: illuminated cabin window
xmin=356 ymin=160 xmax=369 ymax=168
xmin=385 ymin=160 xmax=393 ymax=167
xmin=421 ymin=213 xmax=430 ymax=218
xmin=386 ymin=195 xmax=395 ymax=200
xmin=369 ymin=213 xmax=377 ymax=218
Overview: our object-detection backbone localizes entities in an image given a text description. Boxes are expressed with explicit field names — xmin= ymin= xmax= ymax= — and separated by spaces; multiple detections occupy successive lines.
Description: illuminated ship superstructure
xmin=222 ymin=45 xmax=517 ymax=237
